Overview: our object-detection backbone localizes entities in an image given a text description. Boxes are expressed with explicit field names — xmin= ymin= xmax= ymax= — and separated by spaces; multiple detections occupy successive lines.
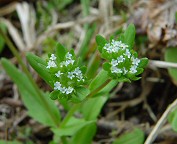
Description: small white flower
xmin=111 ymin=66 xmax=122 ymax=74
xmin=117 ymin=55 xmax=125 ymax=63
xmin=111 ymin=40 xmax=122 ymax=47
xmin=66 ymin=52 xmax=72 ymax=59
xmin=103 ymin=43 xmax=114 ymax=53
xmin=46 ymin=60 xmax=57 ymax=68
xmin=74 ymin=67 xmax=82 ymax=75
xmin=130 ymin=65 xmax=137 ymax=73
xmin=104 ymin=40 xmax=129 ymax=53
xmin=112 ymin=45 xmax=119 ymax=53
xmin=54 ymin=82 xmax=61 ymax=90
xmin=50 ymin=54 xmax=57 ymax=61
xmin=55 ymin=71 xmax=63 ymax=77
xmin=111 ymin=59 xmax=118 ymax=66
xmin=111 ymin=39 xmax=116 ymax=45
xmin=54 ymin=82 xmax=74 ymax=95
xmin=61 ymin=59 xmax=75 ymax=67
xmin=60 ymin=87 xmax=67 ymax=94
xmin=77 ymin=75 xmax=84 ymax=82
xmin=70 ymin=59 xmax=75 ymax=65
xmin=124 ymin=49 xmax=131 ymax=58
xmin=73 ymin=67 xmax=85 ymax=81
xmin=132 ymin=57 xmax=140 ymax=66
xmin=123 ymin=67 xmax=128 ymax=75
xmin=66 ymin=59 xmax=75 ymax=66
xmin=120 ymin=43 xmax=128 ymax=49
xmin=68 ymin=72 xmax=75 ymax=79
xmin=66 ymin=86 xmax=74 ymax=94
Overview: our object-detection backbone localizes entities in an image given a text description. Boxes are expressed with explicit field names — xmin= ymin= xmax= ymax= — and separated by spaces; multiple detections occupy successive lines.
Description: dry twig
xmin=145 ymin=97 xmax=177 ymax=144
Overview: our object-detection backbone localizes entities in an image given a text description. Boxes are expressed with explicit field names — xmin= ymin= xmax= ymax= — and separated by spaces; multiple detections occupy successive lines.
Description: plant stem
xmin=60 ymin=79 xmax=111 ymax=127
xmin=61 ymin=136 xmax=68 ymax=144
xmin=60 ymin=103 xmax=80 ymax=127
xmin=86 ymin=79 xmax=111 ymax=99
xmin=144 ymin=97 xmax=177 ymax=144
xmin=0 ymin=28 xmax=59 ymax=126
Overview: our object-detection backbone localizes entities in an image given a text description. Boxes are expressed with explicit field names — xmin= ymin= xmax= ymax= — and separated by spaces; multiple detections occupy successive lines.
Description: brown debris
xmin=132 ymin=0 xmax=177 ymax=48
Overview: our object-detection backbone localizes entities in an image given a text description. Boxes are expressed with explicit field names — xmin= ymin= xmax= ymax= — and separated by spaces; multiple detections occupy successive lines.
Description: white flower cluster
xmin=129 ymin=57 xmax=140 ymax=73
xmin=105 ymin=40 xmax=141 ymax=75
xmin=54 ymin=82 xmax=74 ymax=94
xmin=67 ymin=67 xmax=85 ymax=82
xmin=60 ymin=52 xmax=75 ymax=67
xmin=46 ymin=54 xmax=57 ymax=69
xmin=103 ymin=40 xmax=128 ymax=53
xmin=47 ymin=52 xmax=85 ymax=95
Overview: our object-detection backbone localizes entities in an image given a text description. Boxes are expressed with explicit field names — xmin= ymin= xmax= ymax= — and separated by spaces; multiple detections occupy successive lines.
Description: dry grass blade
xmin=16 ymin=2 xmax=36 ymax=50
xmin=32 ymin=15 xmax=98 ymax=49
xmin=145 ymin=97 xmax=177 ymax=144
xmin=0 ymin=2 xmax=17 ymax=16
xmin=0 ymin=18 xmax=25 ymax=51
xmin=149 ymin=60 xmax=177 ymax=69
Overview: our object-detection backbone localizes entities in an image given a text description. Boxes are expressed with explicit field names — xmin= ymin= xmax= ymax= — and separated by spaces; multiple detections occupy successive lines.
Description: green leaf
xmin=0 ymin=140 xmax=21 ymax=144
xmin=27 ymin=52 xmax=46 ymax=65
xmin=139 ymin=58 xmax=148 ymax=68
xmin=131 ymin=76 xmax=141 ymax=81
xmin=165 ymin=47 xmax=177 ymax=84
xmin=171 ymin=112 xmax=177 ymax=132
xmin=86 ymin=52 xmax=101 ymax=79
xmin=69 ymin=87 xmax=90 ymax=103
xmin=117 ymin=77 xmax=131 ymax=83
xmin=127 ymin=73 xmax=141 ymax=81
xmin=97 ymin=80 xmax=118 ymax=96
xmin=78 ymin=24 xmax=96 ymax=60
xmin=101 ymin=51 xmax=111 ymax=59
xmin=56 ymin=42 xmax=67 ymax=62
xmin=26 ymin=53 xmax=53 ymax=87
xmin=82 ymin=80 xmax=118 ymax=120
xmin=168 ymin=108 xmax=177 ymax=132
xmin=82 ymin=95 xmax=108 ymax=120
xmin=58 ymin=98 xmax=70 ymax=110
xmin=48 ymin=0 xmax=74 ymax=11
xmin=71 ymin=123 xmax=96 ymax=144
xmin=117 ymin=33 xmax=125 ymax=42
xmin=103 ymin=62 xmax=111 ymax=71
xmin=1 ymin=58 xmax=61 ymax=127
xmin=52 ymin=117 xmax=95 ymax=136
xmin=75 ymin=86 xmax=90 ymax=100
xmin=0 ymin=22 xmax=7 ymax=53
xmin=96 ymin=35 xmax=107 ymax=52
xmin=50 ymin=90 xmax=59 ymax=100
xmin=136 ymin=68 xmax=144 ymax=75
xmin=123 ymin=24 xmax=136 ymax=49
xmin=89 ymin=69 xmax=109 ymax=91
xmin=113 ymin=128 xmax=145 ymax=144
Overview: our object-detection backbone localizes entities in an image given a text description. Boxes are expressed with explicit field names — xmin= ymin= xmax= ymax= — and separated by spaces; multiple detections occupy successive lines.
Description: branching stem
xmin=60 ymin=79 xmax=111 ymax=127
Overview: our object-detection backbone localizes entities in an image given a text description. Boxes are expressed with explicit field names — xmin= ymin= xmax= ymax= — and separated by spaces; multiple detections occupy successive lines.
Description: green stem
xmin=61 ymin=136 xmax=68 ymax=144
xmin=60 ymin=79 xmax=111 ymax=127
xmin=86 ymin=79 xmax=111 ymax=99
xmin=60 ymin=103 xmax=80 ymax=127
xmin=0 ymin=28 xmax=59 ymax=126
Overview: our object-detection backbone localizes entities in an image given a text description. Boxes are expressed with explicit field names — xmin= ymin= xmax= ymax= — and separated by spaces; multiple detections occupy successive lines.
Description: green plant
xmin=165 ymin=47 xmax=177 ymax=132
xmin=113 ymin=128 xmax=145 ymax=144
xmin=1 ymin=24 xmax=148 ymax=144
xmin=0 ymin=22 xmax=6 ymax=53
